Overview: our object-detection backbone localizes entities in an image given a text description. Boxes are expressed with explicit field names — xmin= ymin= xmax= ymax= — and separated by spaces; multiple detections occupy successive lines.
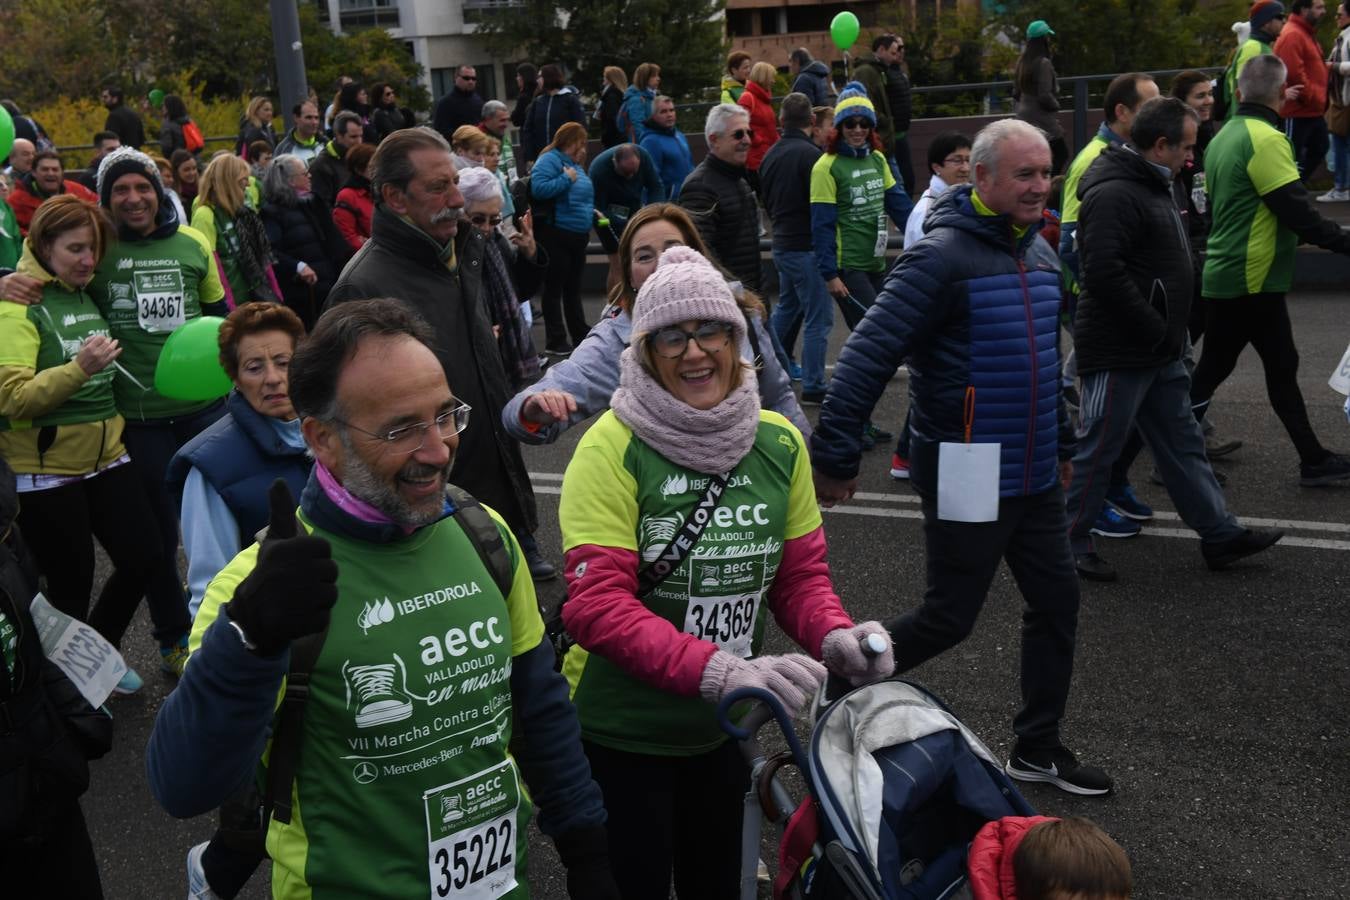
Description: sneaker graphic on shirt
xmin=343 ymin=655 xmax=415 ymax=728
xmin=440 ymin=794 xmax=466 ymax=825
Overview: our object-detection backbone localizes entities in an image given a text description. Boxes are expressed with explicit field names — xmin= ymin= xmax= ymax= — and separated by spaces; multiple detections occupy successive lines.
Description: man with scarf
xmin=9 ymin=150 xmax=98 ymax=234
xmin=327 ymin=128 xmax=557 ymax=579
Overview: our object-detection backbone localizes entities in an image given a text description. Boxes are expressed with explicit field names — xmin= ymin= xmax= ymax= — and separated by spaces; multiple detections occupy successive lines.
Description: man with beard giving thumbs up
xmin=148 ymin=298 xmax=618 ymax=900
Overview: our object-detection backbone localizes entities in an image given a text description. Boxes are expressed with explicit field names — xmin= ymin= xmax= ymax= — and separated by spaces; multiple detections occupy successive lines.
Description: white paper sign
xmin=937 ymin=442 xmax=1001 ymax=523
xmin=1328 ymin=341 xmax=1350 ymax=396
xmin=28 ymin=593 xmax=127 ymax=709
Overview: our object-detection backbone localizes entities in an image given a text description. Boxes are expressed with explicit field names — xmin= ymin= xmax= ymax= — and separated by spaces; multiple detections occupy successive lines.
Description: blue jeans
xmin=771 ymin=250 xmax=832 ymax=393
xmin=1065 ymin=361 xmax=1242 ymax=555
xmin=1332 ymin=132 xmax=1350 ymax=189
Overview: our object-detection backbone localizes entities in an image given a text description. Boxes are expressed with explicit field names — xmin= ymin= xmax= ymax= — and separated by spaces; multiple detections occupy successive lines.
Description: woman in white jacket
xmin=1319 ymin=2 xmax=1350 ymax=201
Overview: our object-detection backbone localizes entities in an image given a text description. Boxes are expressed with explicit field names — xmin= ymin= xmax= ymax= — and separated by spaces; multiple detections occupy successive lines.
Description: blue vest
xmin=167 ymin=391 xmax=311 ymax=545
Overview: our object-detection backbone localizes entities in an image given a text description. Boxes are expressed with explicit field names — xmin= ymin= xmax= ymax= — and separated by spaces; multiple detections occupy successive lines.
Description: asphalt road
xmin=81 ymin=289 xmax=1350 ymax=899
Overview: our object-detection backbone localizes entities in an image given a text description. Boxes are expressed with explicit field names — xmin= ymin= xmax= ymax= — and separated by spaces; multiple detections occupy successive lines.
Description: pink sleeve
xmin=562 ymin=543 xmax=718 ymax=697
xmin=766 ymin=525 xmax=855 ymax=658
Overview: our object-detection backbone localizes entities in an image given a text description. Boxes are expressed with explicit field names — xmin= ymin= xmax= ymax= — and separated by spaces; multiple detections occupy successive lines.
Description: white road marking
xmin=530 ymin=476 xmax=1350 ymax=551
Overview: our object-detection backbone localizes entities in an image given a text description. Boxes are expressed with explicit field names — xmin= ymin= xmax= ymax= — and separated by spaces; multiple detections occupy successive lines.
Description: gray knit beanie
xmin=96 ymin=146 xmax=167 ymax=210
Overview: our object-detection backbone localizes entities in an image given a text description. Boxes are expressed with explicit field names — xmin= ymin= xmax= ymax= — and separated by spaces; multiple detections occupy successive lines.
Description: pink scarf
xmin=315 ymin=460 xmax=414 ymax=533
xmin=610 ymin=347 xmax=761 ymax=474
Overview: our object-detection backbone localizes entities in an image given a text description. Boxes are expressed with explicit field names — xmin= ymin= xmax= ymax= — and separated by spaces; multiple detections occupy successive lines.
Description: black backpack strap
xmin=263 ymin=626 xmax=327 ymax=826
xmin=446 ymin=485 xmax=515 ymax=598
xmin=741 ymin=309 xmax=768 ymax=396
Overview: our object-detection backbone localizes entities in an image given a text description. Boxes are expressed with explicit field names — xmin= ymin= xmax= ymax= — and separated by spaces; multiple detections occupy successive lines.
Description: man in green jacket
xmin=852 ymin=33 xmax=904 ymax=184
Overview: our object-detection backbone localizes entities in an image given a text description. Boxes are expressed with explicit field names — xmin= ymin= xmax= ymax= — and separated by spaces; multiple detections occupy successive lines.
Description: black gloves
xmin=555 ymin=825 xmax=621 ymax=900
xmin=223 ymin=480 xmax=339 ymax=656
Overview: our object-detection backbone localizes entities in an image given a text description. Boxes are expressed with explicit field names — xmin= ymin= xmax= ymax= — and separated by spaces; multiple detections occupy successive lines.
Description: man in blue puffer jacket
xmin=811 ymin=119 xmax=1114 ymax=799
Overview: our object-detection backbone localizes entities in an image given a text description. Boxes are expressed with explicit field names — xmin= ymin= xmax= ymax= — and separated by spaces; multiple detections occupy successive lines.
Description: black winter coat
xmin=759 ymin=130 xmax=821 ymax=253
xmin=1075 ymin=145 xmax=1193 ymax=374
xmin=519 ymin=89 xmax=586 ymax=164
xmin=886 ymin=64 xmax=913 ymax=134
xmin=261 ymin=197 xmax=352 ymax=327
xmin=308 ymin=144 xmax=348 ymax=209
xmin=678 ymin=154 xmax=762 ymax=292
xmin=597 ymin=85 xmax=625 ymax=148
xmin=372 ymin=105 xmax=415 ymax=142
xmin=104 ymin=104 xmax=145 ymax=149
xmin=326 ymin=207 xmax=538 ymax=537
xmin=433 ymin=88 xmax=485 ymax=142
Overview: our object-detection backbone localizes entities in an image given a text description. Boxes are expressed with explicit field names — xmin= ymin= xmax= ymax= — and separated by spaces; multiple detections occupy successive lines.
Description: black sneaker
xmin=524 ymin=547 xmax=558 ymax=581
xmin=800 ymin=390 xmax=825 ymax=406
xmin=1005 ymin=744 xmax=1114 ymax=796
xmin=1300 ymin=452 xmax=1350 ymax=486
xmin=1201 ymin=527 xmax=1284 ymax=571
xmin=1075 ymin=552 xmax=1117 ymax=582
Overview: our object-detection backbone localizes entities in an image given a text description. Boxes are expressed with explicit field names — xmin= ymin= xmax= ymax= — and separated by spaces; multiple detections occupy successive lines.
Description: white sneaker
xmin=1315 ymin=188 xmax=1349 ymax=201
xmin=187 ymin=842 xmax=221 ymax=900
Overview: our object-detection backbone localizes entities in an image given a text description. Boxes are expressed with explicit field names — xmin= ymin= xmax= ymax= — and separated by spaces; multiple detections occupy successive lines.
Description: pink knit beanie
xmin=630 ymin=246 xmax=746 ymax=345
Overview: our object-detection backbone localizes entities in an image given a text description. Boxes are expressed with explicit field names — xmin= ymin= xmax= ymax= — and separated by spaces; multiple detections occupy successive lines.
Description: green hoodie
xmin=0 ymin=199 xmax=19 ymax=270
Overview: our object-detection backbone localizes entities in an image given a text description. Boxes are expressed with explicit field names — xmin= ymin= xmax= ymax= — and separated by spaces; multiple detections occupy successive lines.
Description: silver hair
xmin=705 ymin=102 xmax=749 ymax=140
xmin=457 ymin=165 xmax=501 ymax=206
xmin=332 ymin=110 xmax=363 ymax=137
xmin=971 ymin=118 xmax=1049 ymax=177
xmin=262 ymin=153 xmax=305 ymax=206
xmin=1237 ymin=54 xmax=1287 ymax=108
xmin=481 ymin=99 xmax=508 ymax=119
xmin=370 ymin=127 xmax=451 ymax=200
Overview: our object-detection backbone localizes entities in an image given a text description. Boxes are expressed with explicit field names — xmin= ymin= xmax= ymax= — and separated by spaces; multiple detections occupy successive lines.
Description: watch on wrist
xmin=228 ymin=618 xmax=258 ymax=652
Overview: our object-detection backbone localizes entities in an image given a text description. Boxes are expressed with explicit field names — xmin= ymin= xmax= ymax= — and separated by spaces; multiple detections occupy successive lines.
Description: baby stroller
xmin=718 ymin=678 xmax=1036 ymax=900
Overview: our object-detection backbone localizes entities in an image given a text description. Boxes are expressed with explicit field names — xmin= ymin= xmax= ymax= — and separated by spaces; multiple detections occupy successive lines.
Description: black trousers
xmin=17 ymin=463 xmax=178 ymax=649
xmin=583 ymin=738 xmax=749 ymax=900
xmin=535 ymin=222 xmax=591 ymax=350
xmin=3 ymin=801 xmax=103 ymax=898
xmin=886 ymin=487 xmax=1080 ymax=750
xmin=1287 ymin=115 xmax=1330 ymax=183
xmin=120 ymin=401 xmax=224 ymax=644
xmin=1190 ymin=292 xmax=1326 ymax=465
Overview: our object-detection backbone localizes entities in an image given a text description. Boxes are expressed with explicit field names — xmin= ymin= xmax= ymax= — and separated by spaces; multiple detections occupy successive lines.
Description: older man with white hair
xmin=479 ymin=98 xmax=517 ymax=182
xmin=812 ymin=118 xmax=1113 ymax=798
xmin=677 ymin=103 xmax=762 ymax=293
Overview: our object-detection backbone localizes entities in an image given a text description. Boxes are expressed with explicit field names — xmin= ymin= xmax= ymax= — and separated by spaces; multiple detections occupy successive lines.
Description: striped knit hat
xmin=833 ymin=82 xmax=877 ymax=128
xmin=1249 ymin=0 xmax=1285 ymax=28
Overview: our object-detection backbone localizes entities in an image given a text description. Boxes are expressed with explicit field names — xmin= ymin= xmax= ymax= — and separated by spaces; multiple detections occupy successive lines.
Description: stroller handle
xmin=716 ymin=686 xmax=813 ymax=779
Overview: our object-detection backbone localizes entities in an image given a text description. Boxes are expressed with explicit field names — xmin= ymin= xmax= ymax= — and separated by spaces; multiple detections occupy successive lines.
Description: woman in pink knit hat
xmin=556 ymin=245 xmax=895 ymax=899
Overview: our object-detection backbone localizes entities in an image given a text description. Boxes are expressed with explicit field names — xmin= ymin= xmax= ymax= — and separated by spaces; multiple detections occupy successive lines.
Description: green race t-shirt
xmin=86 ymin=225 xmax=224 ymax=421
xmin=0 ymin=608 xmax=16 ymax=677
xmin=1201 ymin=114 xmax=1301 ymax=298
xmin=810 ymin=150 xmax=895 ymax=273
xmin=192 ymin=504 xmax=543 ymax=900
xmin=0 ymin=284 xmax=117 ymax=429
xmin=559 ymin=409 xmax=820 ymax=755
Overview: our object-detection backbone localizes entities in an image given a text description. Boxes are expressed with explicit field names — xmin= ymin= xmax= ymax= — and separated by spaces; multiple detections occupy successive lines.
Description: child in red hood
xmin=968 ymin=815 xmax=1132 ymax=900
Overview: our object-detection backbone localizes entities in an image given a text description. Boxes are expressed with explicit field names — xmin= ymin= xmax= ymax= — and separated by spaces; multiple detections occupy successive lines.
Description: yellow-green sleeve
xmin=765 ymin=411 xmax=822 ymax=540
xmin=190 ymin=205 xmax=218 ymax=251
xmin=558 ymin=413 xmax=640 ymax=552
xmin=190 ymin=540 xmax=262 ymax=655
xmin=482 ymin=504 xmax=546 ymax=656
xmin=809 ymin=154 xmax=837 ymax=205
xmin=876 ymin=151 xmax=897 ymax=190
xmin=180 ymin=224 xmax=226 ymax=306
xmin=1248 ymin=126 xmax=1301 ymax=196
xmin=0 ymin=308 xmax=90 ymax=420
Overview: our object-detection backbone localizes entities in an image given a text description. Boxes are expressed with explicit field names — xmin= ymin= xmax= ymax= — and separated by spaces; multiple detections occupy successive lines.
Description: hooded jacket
xmin=620 ymin=84 xmax=656 ymax=143
xmin=851 ymin=55 xmax=895 ymax=151
xmin=967 ymin=815 xmax=1059 ymax=900
xmin=9 ymin=175 xmax=98 ymax=235
xmin=737 ymin=80 xmax=780 ymax=172
xmin=1274 ymin=12 xmax=1329 ymax=118
xmin=791 ymin=61 xmax=834 ymax=107
xmin=520 ymin=87 xmax=586 ymax=164
xmin=639 ymin=123 xmax=694 ymax=201
xmin=811 ymin=185 xmax=1073 ymax=499
xmin=1073 ymin=145 xmax=1194 ymax=374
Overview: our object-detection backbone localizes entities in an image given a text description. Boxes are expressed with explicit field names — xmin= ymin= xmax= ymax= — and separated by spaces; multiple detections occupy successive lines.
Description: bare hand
xmin=298 ymin=265 xmax=318 ymax=286
xmin=76 ymin=335 xmax=121 ymax=375
xmin=508 ymin=226 xmax=537 ymax=260
xmin=1286 ymin=83 xmax=1305 ymax=101
xmin=813 ymin=469 xmax=858 ymax=507
xmin=0 ymin=272 xmax=44 ymax=305
xmin=521 ymin=390 xmax=578 ymax=426
xmin=825 ymin=277 xmax=848 ymax=300
xmin=1059 ymin=460 xmax=1074 ymax=491
xmin=564 ymin=167 xmax=578 ymax=182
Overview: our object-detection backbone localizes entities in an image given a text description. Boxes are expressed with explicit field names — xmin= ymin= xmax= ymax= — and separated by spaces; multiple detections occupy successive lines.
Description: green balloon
xmin=149 ymin=88 xmax=165 ymax=107
xmin=830 ymin=11 xmax=860 ymax=51
xmin=0 ymin=105 xmax=12 ymax=163
xmin=154 ymin=316 xmax=232 ymax=401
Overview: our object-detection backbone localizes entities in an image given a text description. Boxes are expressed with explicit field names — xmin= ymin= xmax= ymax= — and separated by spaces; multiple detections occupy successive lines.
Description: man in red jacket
xmin=1275 ymin=0 xmax=1331 ymax=180
xmin=8 ymin=150 xmax=98 ymax=234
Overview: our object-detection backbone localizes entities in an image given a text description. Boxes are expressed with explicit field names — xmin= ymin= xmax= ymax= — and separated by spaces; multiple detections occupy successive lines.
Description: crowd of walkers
xmin=2 ymin=4 xmax=1349 ymax=895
